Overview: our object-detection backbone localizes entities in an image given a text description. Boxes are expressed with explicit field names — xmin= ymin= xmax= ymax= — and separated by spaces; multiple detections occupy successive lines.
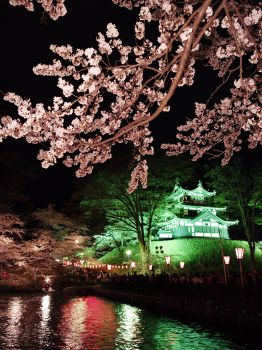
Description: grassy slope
xmin=98 ymin=238 xmax=262 ymax=272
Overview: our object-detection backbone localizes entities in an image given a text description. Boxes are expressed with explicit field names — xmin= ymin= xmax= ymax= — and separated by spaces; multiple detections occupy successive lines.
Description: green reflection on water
xmin=113 ymin=303 xmax=243 ymax=350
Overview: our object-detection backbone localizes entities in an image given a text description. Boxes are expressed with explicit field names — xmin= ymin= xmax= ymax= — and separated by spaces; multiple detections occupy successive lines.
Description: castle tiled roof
xmin=191 ymin=209 xmax=238 ymax=226
xmin=169 ymin=180 xmax=216 ymax=201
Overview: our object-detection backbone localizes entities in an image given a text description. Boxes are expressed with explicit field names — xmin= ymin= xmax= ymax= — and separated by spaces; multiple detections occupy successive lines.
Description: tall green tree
xmin=206 ymin=159 xmax=262 ymax=269
xmin=81 ymin=176 xmax=167 ymax=266
xmin=93 ymin=223 xmax=137 ymax=258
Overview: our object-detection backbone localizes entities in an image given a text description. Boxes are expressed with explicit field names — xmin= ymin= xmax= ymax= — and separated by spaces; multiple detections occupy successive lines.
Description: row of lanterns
xmin=223 ymin=247 xmax=245 ymax=287
xmin=224 ymin=247 xmax=245 ymax=262
xmin=61 ymin=259 xmax=186 ymax=271
xmin=164 ymin=256 xmax=185 ymax=269
xmin=61 ymin=260 xmax=131 ymax=270
xmin=60 ymin=247 xmax=245 ymax=278
xmin=164 ymin=247 xmax=245 ymax=269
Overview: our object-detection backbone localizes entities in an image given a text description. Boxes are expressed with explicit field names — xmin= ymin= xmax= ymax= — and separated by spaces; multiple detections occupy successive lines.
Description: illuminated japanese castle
xmin=157 ymin=181 xmax=238 ymax=240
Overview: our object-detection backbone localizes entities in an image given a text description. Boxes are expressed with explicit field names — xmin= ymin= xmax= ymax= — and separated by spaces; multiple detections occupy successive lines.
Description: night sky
xmin=0 ymin=1 xmax=260 ymax=213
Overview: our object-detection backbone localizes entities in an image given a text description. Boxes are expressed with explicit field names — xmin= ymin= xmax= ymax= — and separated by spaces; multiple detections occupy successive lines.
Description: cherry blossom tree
xmin=0 ymin=210 xmax=88 ymax=269
xmin=2 ymin=0 xmax=261 ymax=192
xmin=31 ymin=205 xmax=90 ymax=257
xmin=0 ymin=213 xmax=26 ymax=268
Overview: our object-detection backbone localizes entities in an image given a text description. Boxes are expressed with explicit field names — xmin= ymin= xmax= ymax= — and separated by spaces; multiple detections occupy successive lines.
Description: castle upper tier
xmin=157 ymin=181 xmax=238 ymax=240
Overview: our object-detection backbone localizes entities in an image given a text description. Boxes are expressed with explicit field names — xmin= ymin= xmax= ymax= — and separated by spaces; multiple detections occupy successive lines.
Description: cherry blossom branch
xmin=96 ymin=0 xmax=213 ymax=147
xmin=230 ymin=0 xmax=258 ymax=49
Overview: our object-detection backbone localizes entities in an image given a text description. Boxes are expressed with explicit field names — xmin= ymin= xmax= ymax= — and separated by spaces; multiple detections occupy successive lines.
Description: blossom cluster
xmin=9 ymin=0 xmax=67 ymax=20
xmin=162 ymin=77 xmax=261 ymax=165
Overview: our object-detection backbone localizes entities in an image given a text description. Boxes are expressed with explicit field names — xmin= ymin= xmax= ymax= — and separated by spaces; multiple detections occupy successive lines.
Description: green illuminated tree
xmin=93 ymin=223 xmax=136 ymax=258
xmin=206 ymin=159 xmax=262 ymax=269
xmin=81 ymin=177 xmax=167 ymax=266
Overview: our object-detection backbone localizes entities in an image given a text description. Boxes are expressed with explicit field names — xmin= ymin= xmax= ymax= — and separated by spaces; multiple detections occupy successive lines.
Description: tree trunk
xmin=248 ymin=242 xmax=256 ymax=269
xmin=248 ymin=241 xmax=257 ymax=285
xmin=138 ymin=241 xmax=149 ymax=273
xmin=240 ymin=208 xmax=256 ymax=273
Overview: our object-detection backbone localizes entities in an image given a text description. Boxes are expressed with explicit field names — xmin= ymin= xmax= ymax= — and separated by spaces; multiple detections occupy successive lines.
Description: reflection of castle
xmin=157 ymin=181 xmax=238 ymax=240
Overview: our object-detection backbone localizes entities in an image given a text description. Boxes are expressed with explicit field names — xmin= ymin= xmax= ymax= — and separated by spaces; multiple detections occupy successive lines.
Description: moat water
xmin=0 ymin=293 xmax=259 ymax=350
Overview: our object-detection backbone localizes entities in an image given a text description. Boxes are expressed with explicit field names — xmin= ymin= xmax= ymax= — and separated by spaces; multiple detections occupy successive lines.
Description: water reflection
xmin=39 ymin=295 xmax=51 ymax=346
xmin=5 ymin=297 xmax=22 ymax=349
xmin=59 ymin=296 xmax=117 ymax=350
xmin=59 ymin=298 xmax=87 ymax=349
xmin=115 ymin=304 xmax=142 ymax=350
xmin=0 ymin=294 xmax=258 ymax=350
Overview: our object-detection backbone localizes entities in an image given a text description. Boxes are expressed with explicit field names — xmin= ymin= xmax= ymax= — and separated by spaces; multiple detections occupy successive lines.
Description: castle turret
xmin=157 ymin=181 xmax=238 ymax=240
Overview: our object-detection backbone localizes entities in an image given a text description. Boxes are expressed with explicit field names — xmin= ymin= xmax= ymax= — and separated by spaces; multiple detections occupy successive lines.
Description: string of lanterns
xmin=61 ymin=260 xmax=131 ymax=270
xmin=59 ymin=246 xmax=245 ymax=279
xmin=59 ymin=259 xmax=186 ymax=271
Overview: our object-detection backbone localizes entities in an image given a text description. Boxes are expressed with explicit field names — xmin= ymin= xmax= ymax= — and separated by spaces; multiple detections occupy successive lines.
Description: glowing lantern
xmin=126 ymin=249 xmax=132 ymax=256
xmin=235 ymin=248 xmax=244 ymax=260
xmin=130 ymin=261 xmax=136 ymax=268
xmin=223 ymin=256 xmax=230 ymax=265
xmin=180 ymin=261 xmax=185 ymax=269
xmin=165 ymin=256 xmax=171 ymax=265
xmin=107 ymin=264 xmax=112 ymax=271
xmin=149 ymin=264 xmax=153 ymax=271
xmin=235 ymin=247 xmax=244 ymax=288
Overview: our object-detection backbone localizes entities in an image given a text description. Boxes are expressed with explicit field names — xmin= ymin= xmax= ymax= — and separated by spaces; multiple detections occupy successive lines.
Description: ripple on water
xmin=0 ymin=294 xmax=257 ymax=350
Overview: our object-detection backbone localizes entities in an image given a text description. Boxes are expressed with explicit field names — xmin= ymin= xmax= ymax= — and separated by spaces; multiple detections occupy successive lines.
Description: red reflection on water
xmin=58 ymin=296 xmax=117 ymax=350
